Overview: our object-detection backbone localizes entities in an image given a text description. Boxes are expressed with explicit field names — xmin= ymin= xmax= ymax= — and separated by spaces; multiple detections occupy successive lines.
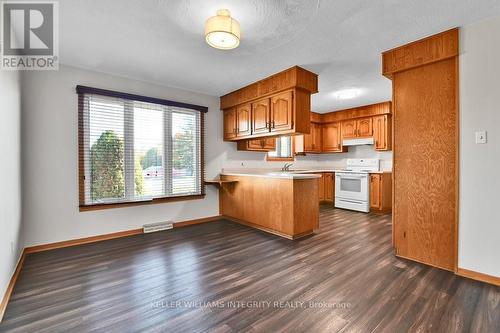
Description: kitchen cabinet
xmin=357 ymin=118 xmax=373 ymax=137
xmin=322 ymin=122 xmax=346 ymax=153
xmin=318 ymin=173 xmax=325 ymax=201
xmin=316 ymin=172 xmax=334 ymax=203
xmin=221 ymin=66 xmax=318 ymax=142
xmin=341 ymin=120 xmax=357 ymax=139
xmin=236 ymin=103 xmax=252 ymax=137
xmin=342 ymin=118 xmax=372 ymax=139
xmin=303 ymin=122 xmax=322 ymax=153
xmin=323 ymin=173 xmax=334 ymax=202
xmin=237 ymin=138 xmax=276 ymax=152
xmin=369 ymin=173 xmax=392 ymax=213
xmin=270 ymin=90 xmax=293 ymax=132
xmin=223 ymin=107 xmax=237 ymax=140
xmin=251 ymin=98 xmax=271 ymax=135
xmin=373 ymin=114 xmax=392 ymax=151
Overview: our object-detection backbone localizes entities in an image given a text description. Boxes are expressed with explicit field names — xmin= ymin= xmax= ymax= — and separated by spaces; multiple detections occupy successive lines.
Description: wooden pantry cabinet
xmin=221 ymin=66 xmax=318 ymax=142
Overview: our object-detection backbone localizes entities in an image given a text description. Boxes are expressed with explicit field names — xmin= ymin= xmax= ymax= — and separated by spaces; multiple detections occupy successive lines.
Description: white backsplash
xmin=220 ymin=143 xmax=393 ymax=171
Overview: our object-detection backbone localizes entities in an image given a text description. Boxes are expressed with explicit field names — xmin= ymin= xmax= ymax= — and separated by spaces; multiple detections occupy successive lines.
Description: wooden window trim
xmin=77 ymin=86 xmax=206 ymax=211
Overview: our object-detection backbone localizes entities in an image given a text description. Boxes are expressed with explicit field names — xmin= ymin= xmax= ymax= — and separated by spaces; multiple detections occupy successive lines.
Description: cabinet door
xmin=373 ymin=115 xmax=391 ymax=151
xmin=252 ymin=98 xmax=271 ymax=134
xmin=270 ymin=90 xmax=294 ymax=132
xmin=318 ymin=173 xmax=325 ymax=201
xmin=324 ymin=173 xmax=334 ymax=202
xmin=247 ymin=139 xmax=264 ymax=150
xmin=303 ymin=123 xmax=321 ymax=153
xmin=262 ymin=137 xmax=276 ymax=150
xmin=236 ymin=103 xmax=252 ymax=137
xmin=370 ymin=174 xmax=381 ymax=209
xmin=223 ymin=108 xmax=237 ymax=140
xmin=322 ymin=122 xmax=343 ymax=152
xmin=357 ymin=117 xmax=373 ymax=137
xmin=341 ymin=120 xmax=357 ymax=139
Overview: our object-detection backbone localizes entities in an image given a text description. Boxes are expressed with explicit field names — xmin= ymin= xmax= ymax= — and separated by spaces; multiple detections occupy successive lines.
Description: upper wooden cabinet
xmin=236 ymin=103 xmax=252 ymax=138
xmin=237 ymin=137 xmax=276 ymax=152
xmin=342 ymin=118 xmax=372 ymax=138
xmin=322 ymin=122 xmax=346 ymax=153
xmin=221 ymin=66 xmax=318 ymax=141
xmin=223 ymin=107 xmax=237 ymax=140
xmin=357 ymin=118 xmax=373 ymax=137
xmin=271 ymin=90 xmax=293 ymax=132
xmin=373 ymin=114 xmax=392 ymax=151
xmin=304 ymin=122 xmax=322 ymax=153
xmin=251 ymin=98 xmax=271 ymax=135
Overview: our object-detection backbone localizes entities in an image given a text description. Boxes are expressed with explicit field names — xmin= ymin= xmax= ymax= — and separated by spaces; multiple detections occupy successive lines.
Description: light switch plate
xmin=475 ymin=130 xmax=487 ymax=144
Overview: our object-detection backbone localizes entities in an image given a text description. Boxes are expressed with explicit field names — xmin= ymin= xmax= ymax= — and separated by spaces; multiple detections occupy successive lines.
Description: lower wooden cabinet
xmin=237 ymin=138 xmax=276 ymax=151
xmin=370 ymin=173 xmax=392 ymax=213
xmin=317 ymin=172 xmax=334 ymax=203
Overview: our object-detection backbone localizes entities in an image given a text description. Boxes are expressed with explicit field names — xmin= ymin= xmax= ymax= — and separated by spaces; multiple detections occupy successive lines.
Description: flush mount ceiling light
xmin=205 ymin=9 xmax=240 ymax=50
xmin=333 ymin=88 xmax=361 ymax=100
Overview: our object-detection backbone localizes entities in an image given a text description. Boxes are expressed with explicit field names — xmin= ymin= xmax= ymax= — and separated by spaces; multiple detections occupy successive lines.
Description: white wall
xmin=459 ymin=17 xmax=500 ymax=277
xmin=22 ymin=65 xmax=225 ymax=247
xmin=0 ymin=70 xmax=23 ymax=300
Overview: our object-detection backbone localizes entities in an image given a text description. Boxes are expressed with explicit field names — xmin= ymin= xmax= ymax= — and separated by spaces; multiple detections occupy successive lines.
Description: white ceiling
xmin=60 ymin=0 xmax=500 ymax=112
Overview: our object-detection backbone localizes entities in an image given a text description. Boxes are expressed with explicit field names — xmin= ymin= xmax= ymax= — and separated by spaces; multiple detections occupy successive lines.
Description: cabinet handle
xmin=272 ymin=121 xmax=275 ymax=129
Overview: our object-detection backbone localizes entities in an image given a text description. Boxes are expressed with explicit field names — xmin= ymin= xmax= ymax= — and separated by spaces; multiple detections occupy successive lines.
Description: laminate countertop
xmin=220 ymin=168 xmax=392 ymax=179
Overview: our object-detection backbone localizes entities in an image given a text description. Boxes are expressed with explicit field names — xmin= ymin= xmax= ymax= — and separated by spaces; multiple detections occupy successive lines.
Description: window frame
xmin=266 ymin=136 xmax=295 ymax=162
xmin=77 ymin=85 xmax=207 ymax=211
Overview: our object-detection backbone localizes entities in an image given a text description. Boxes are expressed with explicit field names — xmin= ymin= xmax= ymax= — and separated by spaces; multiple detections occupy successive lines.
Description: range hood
xmin=342 ymin=137 xmax=374 ymax=146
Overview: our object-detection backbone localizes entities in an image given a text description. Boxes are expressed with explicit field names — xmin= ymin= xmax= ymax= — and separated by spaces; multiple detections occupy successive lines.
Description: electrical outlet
xmin=475 ymin=130 xmax=487 ymax=144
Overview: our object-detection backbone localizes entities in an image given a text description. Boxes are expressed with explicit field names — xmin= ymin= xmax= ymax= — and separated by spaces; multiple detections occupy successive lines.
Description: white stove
xmin=335 ymin=159 xmax=380 ymax=212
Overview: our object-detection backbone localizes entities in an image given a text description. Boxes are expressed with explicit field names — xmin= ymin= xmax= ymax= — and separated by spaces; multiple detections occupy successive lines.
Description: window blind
xmin=77 ymin=86 xmax=206 ymax=208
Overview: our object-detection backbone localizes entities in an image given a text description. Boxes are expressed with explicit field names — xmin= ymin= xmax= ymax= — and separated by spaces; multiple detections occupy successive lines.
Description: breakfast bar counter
xmin=218 ymin=170 xmax=320 ymax=239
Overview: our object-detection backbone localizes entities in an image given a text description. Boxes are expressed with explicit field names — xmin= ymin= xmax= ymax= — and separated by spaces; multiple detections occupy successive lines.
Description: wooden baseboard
xmin=173 ymin=215 xmax=222 ymax=228
xmin=24 ymin=228 xmax=144 ymax=254
xmin=456 ymin=267 xmax=500 ymax=287
xmin=25 ymin=215 xmax=222 ymax=254
xmin=0 ymin=249 xmax=26 ymax=323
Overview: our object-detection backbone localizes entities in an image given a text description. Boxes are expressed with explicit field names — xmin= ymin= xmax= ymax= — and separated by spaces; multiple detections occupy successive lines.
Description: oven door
xmin=335 ymin=173 xmax=369 ymax=202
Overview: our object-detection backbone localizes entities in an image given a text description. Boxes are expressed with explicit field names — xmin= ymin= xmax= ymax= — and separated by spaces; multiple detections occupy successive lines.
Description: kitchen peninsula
xmin=217 ymin=170 xmax=320 ymax=239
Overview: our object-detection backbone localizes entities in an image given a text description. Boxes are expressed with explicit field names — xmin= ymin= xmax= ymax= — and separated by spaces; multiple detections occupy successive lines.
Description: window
xmin=267 ymin=136 xmax=294 ymax=161
xmin=77 ymin=86 xmax=207 ymax=210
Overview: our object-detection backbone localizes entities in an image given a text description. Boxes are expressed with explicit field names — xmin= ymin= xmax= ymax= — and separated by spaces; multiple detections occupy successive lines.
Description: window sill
xmin=79 ymin=194 xmax=206 ymax=212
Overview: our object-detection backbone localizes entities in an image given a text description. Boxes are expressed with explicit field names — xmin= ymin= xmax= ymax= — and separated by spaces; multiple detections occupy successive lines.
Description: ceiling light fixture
xmin=332 ymin=88 xmax=361 ymax=100
xmin=205 ymin=9 xmax=240 ymax=50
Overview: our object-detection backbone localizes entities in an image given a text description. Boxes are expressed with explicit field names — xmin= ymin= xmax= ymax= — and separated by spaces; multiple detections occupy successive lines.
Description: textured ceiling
xmin=59 ymin=0 xmax=500 ymax=112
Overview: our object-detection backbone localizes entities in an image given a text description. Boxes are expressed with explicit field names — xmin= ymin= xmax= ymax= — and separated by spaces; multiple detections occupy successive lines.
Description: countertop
xmin=220 ymin=167 xmax=392 ymax=179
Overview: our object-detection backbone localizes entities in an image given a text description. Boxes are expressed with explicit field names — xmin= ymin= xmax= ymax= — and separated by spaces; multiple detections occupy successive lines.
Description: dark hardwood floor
xmin=1 ymin=206 xmax=499 ymax=333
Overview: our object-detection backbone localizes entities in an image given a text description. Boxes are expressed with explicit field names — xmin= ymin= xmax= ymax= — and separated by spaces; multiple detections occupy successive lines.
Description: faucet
xmin=281 ymin=163 xmax=293 ymax=171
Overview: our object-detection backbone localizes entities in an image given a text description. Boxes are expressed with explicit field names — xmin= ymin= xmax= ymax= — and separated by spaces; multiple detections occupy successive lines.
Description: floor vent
xmin=143 ymin=221 xmax=174 ymax=233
